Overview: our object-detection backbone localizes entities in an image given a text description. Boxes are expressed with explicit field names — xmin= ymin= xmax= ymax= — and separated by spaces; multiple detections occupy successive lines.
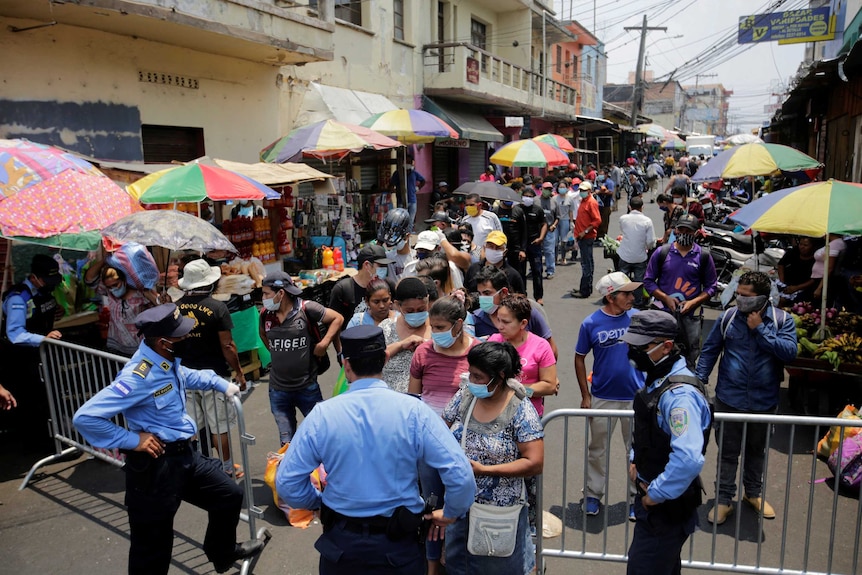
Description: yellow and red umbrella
xmin=360 ymin=109 xmax=457 ymax=144
xmin=490 ymin=140 xmax=570 ymax=168
xmin=532 ymin=133 xmax=575 ymax=153
xmin=130 ymin=162 xmax=280 ymax=204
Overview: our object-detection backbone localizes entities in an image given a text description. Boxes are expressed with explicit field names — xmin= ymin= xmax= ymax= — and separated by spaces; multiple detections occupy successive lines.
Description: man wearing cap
xmin=402 ymin=231 xmax=465 ymax=289
xmin=575 ymin=272 xmax=646 ymax=518
xmin=262 ymin=271 xmax=343 ymax=445
xmin=460 ymin=193 xmax=501 ymax=250
xmin=430 ymin=181 xmax=453 ymax=215
xmin=621 ymin=310 xmax=712 ymax=575
xmin=0 ymin=254 xmax=63 ymax=449
xmin=618 ymin=196 xmax=656 ymax=309
xmin=424 ymin=211 xmax=454 ymax=231
xmin=493 ymin=182 xmax=527 ymax=274
xmin=276 ymin=325 xmax=475 ymax=575
xmin=480 ymin=164 xmax=497 ymax=182
xmin=644 ymin=214 xmax=717 ymax=368
xmin=174 ymin=259 xmax=245 ymax=476
xmin=73 ymin=304 xmax=262 ymax=574
xmin=329 ymin=245 xmax=394 ymax=326
xmin=572 ymin=181 xmax=602 ymax=299
xmin=463 ymin=230 xmax=525 ymax=294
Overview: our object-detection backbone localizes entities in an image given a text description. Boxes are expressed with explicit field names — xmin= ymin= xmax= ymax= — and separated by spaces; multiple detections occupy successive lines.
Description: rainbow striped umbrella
xmin=490 ymin=140 xmax=570 ymax=168
xmin=0 ymin=138 xmax=104 ymax=200
xmin=260 ymin=120 xmax=403 ymax=163
xmin=131 ymin=162 xmax=280 ymax=204
xmin=532 ymin=133 xmax=575 ymax=153
xmin=691 ymin=143 xmax=820 ymax=182
xmin=360 ymin=109 xmax=457 ymax=144
xmin=0 ymin=169 xmax=141 ymax=250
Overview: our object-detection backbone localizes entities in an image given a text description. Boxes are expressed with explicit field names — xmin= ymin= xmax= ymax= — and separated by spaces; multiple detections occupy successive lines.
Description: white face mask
xmin=262 ymin=293 xmax=281 ymax=311
xmin=484 ymin=248 xmax=505 ymax=265
xmin=673 ymin=197 xmax=684 ymax=205
xmin=521 ymin=196 xmax=535 ymax=207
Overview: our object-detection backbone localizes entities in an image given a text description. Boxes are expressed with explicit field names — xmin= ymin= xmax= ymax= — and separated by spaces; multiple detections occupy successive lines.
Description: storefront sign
xmin=738 ymin=7 xmax=834 ymax=44
xmin=466 ymin=58 xmax=480 ymax=84
xmin=437 ymin=139 xmax=470 ymax=148
xmin=504 ymin=116 xmax=524 ymax=127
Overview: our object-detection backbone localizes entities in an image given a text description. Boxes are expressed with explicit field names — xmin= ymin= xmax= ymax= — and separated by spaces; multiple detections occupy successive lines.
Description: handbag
xmin=301 ymin=300 xmax=331 ymax=375
xmin=461 ymin=395 xmax=525 ymax=558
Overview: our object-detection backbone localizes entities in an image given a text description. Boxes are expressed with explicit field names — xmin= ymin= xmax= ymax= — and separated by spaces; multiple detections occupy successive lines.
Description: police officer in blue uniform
xmin=1 ymin=254 xmax=63 ymax=449
xmin=621 ymin=311 xmax=712 ymax=575
xmin=276 ymin=325 xmax=476 ymax=575
xmin=73 ymin=304 xmax=263 ymax=575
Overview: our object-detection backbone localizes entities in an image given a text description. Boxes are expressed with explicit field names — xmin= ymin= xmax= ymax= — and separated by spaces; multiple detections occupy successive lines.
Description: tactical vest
xmin=1 ymin=282 xmax=57 ymax=341
xmin=632 ymin=373 xmax=712 ymax=519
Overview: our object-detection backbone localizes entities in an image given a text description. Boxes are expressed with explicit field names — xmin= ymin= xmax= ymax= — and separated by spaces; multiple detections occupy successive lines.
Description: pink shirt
xmin=489 ymin=332 xmax=556 ymax=415
xmin=410 ymin=338 xmax=478 ymax=415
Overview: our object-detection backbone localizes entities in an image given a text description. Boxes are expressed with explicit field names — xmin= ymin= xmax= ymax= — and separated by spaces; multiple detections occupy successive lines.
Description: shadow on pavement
xmin=251 ymin=479 xmax=290 ymax=527
xmin=549 ymin=499 xmax=629 ymax=533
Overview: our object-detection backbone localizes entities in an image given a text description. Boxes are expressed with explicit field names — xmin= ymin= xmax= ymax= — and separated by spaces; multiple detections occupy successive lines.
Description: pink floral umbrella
xmin=0 ymin=169 xmax=141 ymax=250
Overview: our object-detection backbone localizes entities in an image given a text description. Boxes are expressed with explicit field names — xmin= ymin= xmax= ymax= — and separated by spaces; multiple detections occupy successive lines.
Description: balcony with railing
xmin=1 ymin=0 xmax=335 ymax=66
xmin=422 ymin=42 xmax=576 ymax=118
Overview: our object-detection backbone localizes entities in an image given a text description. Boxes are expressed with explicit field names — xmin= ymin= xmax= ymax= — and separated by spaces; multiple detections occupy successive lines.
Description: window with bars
xmin=141 ymin=125 xmax=205 ymax=163
xmin=556 ymin=45 xmax=562 ymax=74
xmin=471 ymin=19 xmax=487 ymax=71
xmin=393 ymin=0 xmax=405 ymax=40
xmin=308 ymin=0 xmax=363 ymax=26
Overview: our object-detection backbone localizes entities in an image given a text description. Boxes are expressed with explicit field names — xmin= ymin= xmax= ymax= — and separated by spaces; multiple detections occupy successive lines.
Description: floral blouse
xmin=444 ymin=387 xmax=544 ymax=506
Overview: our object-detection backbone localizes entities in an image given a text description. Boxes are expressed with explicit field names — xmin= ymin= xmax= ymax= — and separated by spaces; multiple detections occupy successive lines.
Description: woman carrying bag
xmin=441 ymin=341 xmax=544 ymax=574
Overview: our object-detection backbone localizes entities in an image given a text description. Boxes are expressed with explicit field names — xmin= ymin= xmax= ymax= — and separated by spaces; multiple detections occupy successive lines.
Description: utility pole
xmin=625 ymin=16 xmax=667 ymax=127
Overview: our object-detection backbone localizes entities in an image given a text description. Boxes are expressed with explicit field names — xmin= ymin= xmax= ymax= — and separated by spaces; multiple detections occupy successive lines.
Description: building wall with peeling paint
xmin=1 ymin=17 xmax=285 ymax=163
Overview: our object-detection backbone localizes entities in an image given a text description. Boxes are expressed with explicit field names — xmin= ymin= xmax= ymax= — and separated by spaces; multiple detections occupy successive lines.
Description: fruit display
xmin=791 ymin=301 xmax=862 ymax=370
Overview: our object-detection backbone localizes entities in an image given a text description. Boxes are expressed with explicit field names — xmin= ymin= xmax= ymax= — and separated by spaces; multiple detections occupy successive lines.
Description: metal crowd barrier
xmin=536 ymin=408 xmax=862 ymax=575
xmin=19 ymin=338 xmax=270 ymax=575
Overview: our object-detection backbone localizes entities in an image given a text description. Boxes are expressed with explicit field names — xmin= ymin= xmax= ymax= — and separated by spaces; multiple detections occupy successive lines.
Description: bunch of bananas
xmin=814 ymin=333 xmax=862 ymax=370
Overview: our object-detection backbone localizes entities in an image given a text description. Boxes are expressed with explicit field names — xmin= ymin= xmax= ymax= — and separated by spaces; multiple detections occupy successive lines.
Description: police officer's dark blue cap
xmin=341 ymin=325 xmax=386 ymax=360
xmin=135 ymin=303 xmax=195 ymax=338
xmin=620 ymin=310 xmax=678 ymax=346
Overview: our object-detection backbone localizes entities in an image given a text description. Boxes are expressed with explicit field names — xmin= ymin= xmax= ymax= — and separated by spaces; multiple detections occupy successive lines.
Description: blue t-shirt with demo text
xmin=575 ymin=308 xmax=644 ymax=400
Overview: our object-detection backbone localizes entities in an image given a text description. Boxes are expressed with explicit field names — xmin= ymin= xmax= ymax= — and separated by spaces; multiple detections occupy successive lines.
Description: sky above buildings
xmin=554 ymin=0 xmax=808 ymax=133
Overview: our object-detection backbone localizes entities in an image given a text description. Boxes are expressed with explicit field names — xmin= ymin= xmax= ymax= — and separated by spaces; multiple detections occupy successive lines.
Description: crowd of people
xmin=0 ymin=149 xmax=821 ymax=575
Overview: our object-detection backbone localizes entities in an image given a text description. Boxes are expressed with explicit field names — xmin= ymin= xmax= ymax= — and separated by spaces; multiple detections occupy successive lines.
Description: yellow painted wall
xmin=1 ymin=17 xmax=283 ymax=162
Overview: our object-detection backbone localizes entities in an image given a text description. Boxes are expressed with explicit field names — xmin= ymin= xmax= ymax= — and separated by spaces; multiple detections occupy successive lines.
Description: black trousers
xmin=526 ymin=243 xmax=544 ymax=300
xmin=315 ymin=520 xmax=424 ymax=575
xmin=124 ymin=447 xmax=243 ymax=575
xmin=626 ymin=495 xmax=697 ymax=575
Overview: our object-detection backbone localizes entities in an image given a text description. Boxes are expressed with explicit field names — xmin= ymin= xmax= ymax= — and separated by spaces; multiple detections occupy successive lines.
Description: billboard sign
xmin=738 ymin=8 xmax=834 ymax=44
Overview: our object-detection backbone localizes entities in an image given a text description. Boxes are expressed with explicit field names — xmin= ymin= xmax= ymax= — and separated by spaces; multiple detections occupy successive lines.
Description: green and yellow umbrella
xmin=691 ymin=142 xmax=821 ymax=182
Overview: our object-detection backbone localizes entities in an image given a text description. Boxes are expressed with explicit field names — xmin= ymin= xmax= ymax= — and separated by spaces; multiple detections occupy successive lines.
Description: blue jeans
xmin=407 ymin=202 xmax=417 ymax=232
xmin=619 ymin=259 xmax=648 ymax=307
xmin=577 ymin=238 xmax=595 ymax=296
xmin=542 ymin=229 xmax=557 ymax=275
xmin=269 ymin=382 xmax=324 ymax=445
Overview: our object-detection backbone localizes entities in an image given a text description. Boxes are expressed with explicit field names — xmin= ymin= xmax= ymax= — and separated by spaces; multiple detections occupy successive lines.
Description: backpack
xmin=719 ymin=306 xmax=790 ymax=339
xmin=827 ymin=433 xmax=862 ymax=491
xmin=646 ymin=163 xmax=659 ymax=180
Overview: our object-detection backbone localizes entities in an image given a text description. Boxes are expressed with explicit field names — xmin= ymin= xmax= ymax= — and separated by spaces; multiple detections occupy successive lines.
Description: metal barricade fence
xmin=19 ymin=338 xmax=270 ymax=575
xmin=536 ymin=408 xmax=862 ymax=575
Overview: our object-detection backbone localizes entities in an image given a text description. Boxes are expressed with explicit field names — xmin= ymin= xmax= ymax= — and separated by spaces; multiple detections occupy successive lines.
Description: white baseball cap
xmin=415 ymin=230 xmax=442 ymax=251
xmin=595 ymin=271 xmax=642 ymax=296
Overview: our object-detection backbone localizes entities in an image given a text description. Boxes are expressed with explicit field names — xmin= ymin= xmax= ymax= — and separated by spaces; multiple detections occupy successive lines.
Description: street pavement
xmin=1 ymin=190 xmax=860 ymax=574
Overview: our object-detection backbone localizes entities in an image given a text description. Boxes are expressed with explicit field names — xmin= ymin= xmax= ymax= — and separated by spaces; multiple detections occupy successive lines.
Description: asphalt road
xmin=1 ymin=192 xmax=860 ymax=574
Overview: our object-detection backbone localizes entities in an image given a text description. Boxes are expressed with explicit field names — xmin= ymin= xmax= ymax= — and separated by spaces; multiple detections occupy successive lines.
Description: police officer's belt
xmin=162 ymin=439 xmax=192 ymax=455
xmin=320 ymin=503 xmax=422 ymax=539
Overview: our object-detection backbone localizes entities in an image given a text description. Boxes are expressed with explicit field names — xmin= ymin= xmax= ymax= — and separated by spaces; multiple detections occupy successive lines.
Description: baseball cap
xmin=262 ymin=271 xmax=303 ymax=295
xmin=595 ymin=272 xmax=642 ymax=297
xmin=135 ymin=303 xmax=195 ymax=338
xmin=578 ymin=181 xmax=593 ymax=191
xmin=357 ymin=244 xmax=394 ymax=266
xmin=438 ymin=181 xmax=448 ymax=188
xmin=31 ymin=254 xmax=62 ymax=287
xmin=424 ymin=212 xmax=453 ymax=225
xmin=675 ymin=214 xmax=700 ymax=231
xmin=619 ymin=310 xmax=679 ymax=346
xmin=485 ymin=230 xmax=508 ymax=247
xmin=415 ymin=230 xmax=442 ymax=251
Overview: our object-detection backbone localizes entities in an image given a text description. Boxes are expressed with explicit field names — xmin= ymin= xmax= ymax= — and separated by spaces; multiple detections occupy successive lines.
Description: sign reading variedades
xmin=738 ymin=7 xmax=833 ymax=44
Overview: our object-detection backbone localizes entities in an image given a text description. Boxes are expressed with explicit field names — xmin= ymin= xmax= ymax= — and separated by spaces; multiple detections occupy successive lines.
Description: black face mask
xmin=628 ymin=343 xmax=676 ymax=379
xmin=628 ymin=344 xmax=660 ymax=373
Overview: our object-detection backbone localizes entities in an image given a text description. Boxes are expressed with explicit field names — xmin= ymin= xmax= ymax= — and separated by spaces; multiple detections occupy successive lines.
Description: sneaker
xmin=545 ymin=273 xmax=554 ymax=280
xmin=628 ymin=504 xmax=636 ymax=522
xmin=743 ymin=496 xmax=775 ymax=519
xmin=707 ymin=503 xmax=734 ymax=525
xmin=584 ymin=497 xmax=600 ymax=516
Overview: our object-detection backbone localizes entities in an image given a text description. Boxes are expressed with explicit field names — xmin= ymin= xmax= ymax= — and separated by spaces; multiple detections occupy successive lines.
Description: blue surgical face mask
xmin=431 ymin=324 xmax=460 ymax=349
xmin=579 ymin=191 xmax=589 ymax=199
xmin=467 ymin=377 xmax=497 ymax=399
xmin=376 ymin=266 xmax=389 ymax=279
xmin=403 ymin=311 xmax=428 ymax=327
xmin=109 ymin=284 xmax=127 ymax=298
xmin=393 ymin=239 xmax=407 ymax=251
xmin=478 ymin=291 xmax=501 ymax=314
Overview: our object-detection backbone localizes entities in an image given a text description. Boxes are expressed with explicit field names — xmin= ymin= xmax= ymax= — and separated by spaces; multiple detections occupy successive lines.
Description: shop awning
xmin=422 ymin=97 xmax=504 ymax=142
xmin=211 ymin=158 xmax=333 ymax=185
xmin=295 ymin=83 xmax=400 ymax=126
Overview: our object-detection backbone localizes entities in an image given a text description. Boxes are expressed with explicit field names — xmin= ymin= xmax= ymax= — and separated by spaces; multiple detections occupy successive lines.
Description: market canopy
xmin=259 ymin=120 xmax=403 ymax=163
xmin=295 ymin=82 xmax=400 ymax=126
xmin=210 ymin=158 xmax=333 ymax=185
xmin=421 ymin=97 xmax=503 ymax=142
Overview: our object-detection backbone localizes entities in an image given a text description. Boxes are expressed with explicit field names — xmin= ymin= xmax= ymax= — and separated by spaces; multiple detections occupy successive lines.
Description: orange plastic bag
xmin=817 ymin=405 xmax=862 ymax=458
xmin=263 ymin=443 xmax=327 ymax=528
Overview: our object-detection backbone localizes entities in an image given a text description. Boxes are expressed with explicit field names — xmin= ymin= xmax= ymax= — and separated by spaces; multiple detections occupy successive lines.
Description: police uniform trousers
xmin=314 ymin=518 xmax=424 ymax=575
xmin=626 ymin=495 xmax=697 ymax=575
xmin=124 ymin=443 xmax=242 ymax=575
